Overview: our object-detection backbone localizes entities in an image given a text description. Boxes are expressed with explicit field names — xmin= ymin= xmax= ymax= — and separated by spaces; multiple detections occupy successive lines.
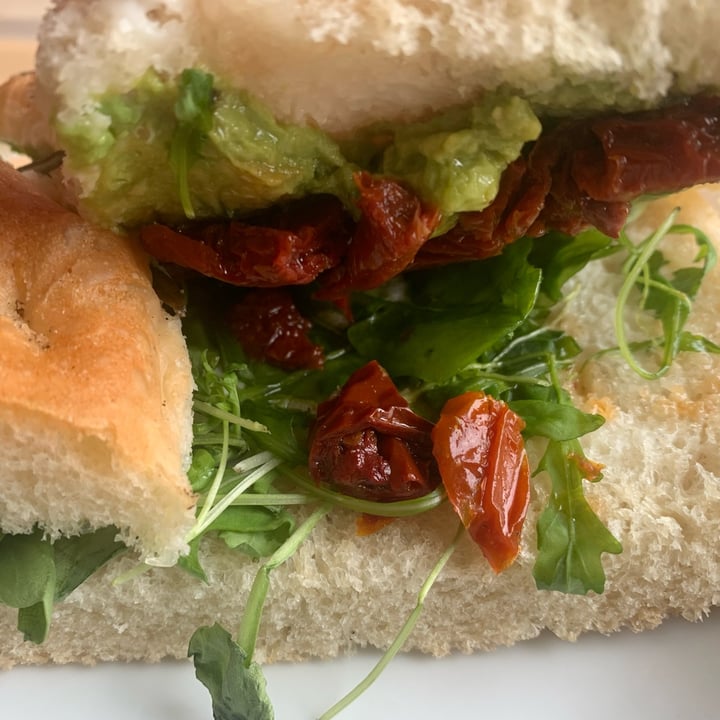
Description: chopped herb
xmin=169 ymin=69 xmax=216 ymax=218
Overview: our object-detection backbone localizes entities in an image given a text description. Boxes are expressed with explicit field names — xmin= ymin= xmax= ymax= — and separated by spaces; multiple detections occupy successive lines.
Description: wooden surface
xmin=0 ymin=0 xmax=48 ymax=24
xmin=0 ymin=39 xmax=37 ymax=80
xmin=0 ymin=0 xmax=44 ymax=78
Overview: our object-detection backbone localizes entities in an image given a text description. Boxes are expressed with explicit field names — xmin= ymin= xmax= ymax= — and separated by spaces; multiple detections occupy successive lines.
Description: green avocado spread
xmin=55 ymin=69 xmax=541 ymax=227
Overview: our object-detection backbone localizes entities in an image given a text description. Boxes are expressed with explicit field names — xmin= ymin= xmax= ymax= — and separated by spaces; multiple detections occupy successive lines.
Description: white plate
xmin=3 ymin=612 xmax=720 ymax=720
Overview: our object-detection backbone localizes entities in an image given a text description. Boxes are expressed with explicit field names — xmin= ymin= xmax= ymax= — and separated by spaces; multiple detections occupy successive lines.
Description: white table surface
xmin=4 ymin=614 xmax=720 ymax=720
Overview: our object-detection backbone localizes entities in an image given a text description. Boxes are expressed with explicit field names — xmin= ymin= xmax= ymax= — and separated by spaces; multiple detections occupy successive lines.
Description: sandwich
xmin=1 ymin=0 xmax=720 ymax=717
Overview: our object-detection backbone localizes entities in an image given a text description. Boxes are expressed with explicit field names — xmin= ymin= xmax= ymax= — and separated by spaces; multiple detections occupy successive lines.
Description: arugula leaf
xmin=177 ymin=536 xmax=208 ymax=583
xmin=348 ymin=239 xmax=541 ymax=381
xmin=676 ymin=332 xmax=720 ymax=354
xmin=207 ymin=505 xmax=295 ymax=558
xmin=189 ymin=623 xmax=274 ymax=720
xmin=533 ymin=438 xmax=622 ymax=594
xmin=529 ymin=228 xmax=618 ymax=302
xmin=0 ymin=527 xmax=125 ymax=642
xmin=414 ymin=318 xmax=583 ymax=418
xmin=188 ymin=448 xmax=223 ymax=493
xmin=509 ymin=399 xmax=604 ymax=441
xmin=616 ymin=215 xmax=717 ymax=379
xmin=169 ymin=69 xmax=216 ymax=218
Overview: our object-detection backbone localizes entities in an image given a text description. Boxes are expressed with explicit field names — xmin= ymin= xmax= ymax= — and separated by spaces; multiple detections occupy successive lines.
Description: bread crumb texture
xmin=0 ymin=162 xmax=195 ymax=564
xmin=36 ymin=0 xmax=720 ymax=135
xmin=1 ymin=184 xmax=719 ymax=668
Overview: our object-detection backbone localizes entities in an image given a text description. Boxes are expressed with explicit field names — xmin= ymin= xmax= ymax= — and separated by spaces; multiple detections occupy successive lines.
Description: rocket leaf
xmin=533 ymin=438 xmax=622 ymax=594
xmin=189 ymin=623 xmax=274 ymax=720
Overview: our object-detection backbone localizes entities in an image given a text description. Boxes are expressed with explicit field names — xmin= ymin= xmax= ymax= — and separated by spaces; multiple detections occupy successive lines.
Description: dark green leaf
xmin=350 ymin=304 xmax=526 ymax=382
xmin=189 ymin=623 xmax=274 ymax=720
xmin=405 ymin=237 xmax=540 ymax=309
xmin=533 ymin=440 xmax=622 ymax=594
xmin=529 ymin=229 xmax=618 ymax=301
xmin=0 ymin=527 xmax=125 ymax=644
xmin=17 ymin=582 xmax=54 ymax=644
xmin=509 ymin=399 xmax=605 ymax=441
xmin=349 ymin=241 xmax=541 ymax=382
xmin=0 ymin=531 xmax=55 ymax=608
xmin=52 ymin=526 xmax=125 ymax=601
xmin=488 ymin=323 xmax=583 ymax=377
xmin=239 ymin=401 xmax=310 ymax=464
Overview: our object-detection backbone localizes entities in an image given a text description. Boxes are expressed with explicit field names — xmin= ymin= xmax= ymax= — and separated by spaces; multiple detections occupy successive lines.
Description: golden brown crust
xmin=0 ymin=72 xmax=56 ymax=158
xmin=0 ymin=161 xmax=195 ymax=562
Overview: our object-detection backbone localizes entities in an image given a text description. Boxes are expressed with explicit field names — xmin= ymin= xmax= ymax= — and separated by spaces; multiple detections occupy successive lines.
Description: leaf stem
xmin=216 ymin=493 xmax=314 ymax=506
xmin=189 ymin=457 xmax=283 ymax=541
xmin=193 ymin=400 xmax=269 ymax=432
xmin=281 ymin=467 xmax=446 ymax=517
xmin=614 ymin=210 xmax=678 ymax=380
xmin=175 ymin=135 xmax=195 ymax=219
xmin=318 ymin=521 xmax=465 ymax=720
xmin=191 ymin=420 xmax=230 ymax=534
xmin=237 ymin=504 xmax=331 ymax=664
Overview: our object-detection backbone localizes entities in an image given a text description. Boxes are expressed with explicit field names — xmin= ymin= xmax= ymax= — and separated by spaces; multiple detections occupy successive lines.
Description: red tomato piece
xmin=308 ymin=361 xmax=440 ymax=501
xmin=227 ymin=288 xmax=324 ymax=370
xmin=432 ymin=392 xmax=530 ymax=573
xmin=139 ymin=195 xmax=350 ymax=287
xmin=316 ymin=172 xmax=440 ymax=299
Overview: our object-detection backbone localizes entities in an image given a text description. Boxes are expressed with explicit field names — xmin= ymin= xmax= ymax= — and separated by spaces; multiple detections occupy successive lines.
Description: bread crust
xmin=0 ymin=161 xmax=195 ymax=563
xmin=0 ymin=72 xmax=56 ymax=158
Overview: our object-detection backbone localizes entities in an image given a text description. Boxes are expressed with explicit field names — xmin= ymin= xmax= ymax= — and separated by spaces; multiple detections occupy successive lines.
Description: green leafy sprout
xmin=614 ymin=212 xmax=719 ymax=378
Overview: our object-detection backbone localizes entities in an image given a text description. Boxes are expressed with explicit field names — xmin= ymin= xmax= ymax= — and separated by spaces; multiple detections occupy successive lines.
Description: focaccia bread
xmin=31 ymin=0 xmax=720 ymax=132
xmin=0 ymin=161 xmax=195 ymax=565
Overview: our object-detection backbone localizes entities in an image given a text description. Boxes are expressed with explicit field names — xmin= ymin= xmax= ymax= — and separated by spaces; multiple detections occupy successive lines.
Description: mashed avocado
xmin=55 ymin=69 xmax=541 ymax=228
xmin=381 ymin=95 xmax=540 ymax=214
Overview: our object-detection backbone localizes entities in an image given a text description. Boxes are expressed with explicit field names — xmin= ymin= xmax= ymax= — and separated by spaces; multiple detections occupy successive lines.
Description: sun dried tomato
xmin=575 ymin=95 xmax=720 ymax=200
xmin=308 ymin=360 xmax=440 ymax=501
xmin=139 ymin=194 xmax=351 ymax=287
xmin=516 ymin=95 xmax=720 ymax=238
xmin=317 ymin=172 xmax=440 ymax=298
xmin=432 ymin=392 xmax=530 ymax=573
xmin=415 ymin=95 xmax=720 ymax=265
xmin=227 ymin=288 xmax=324 ymax=370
